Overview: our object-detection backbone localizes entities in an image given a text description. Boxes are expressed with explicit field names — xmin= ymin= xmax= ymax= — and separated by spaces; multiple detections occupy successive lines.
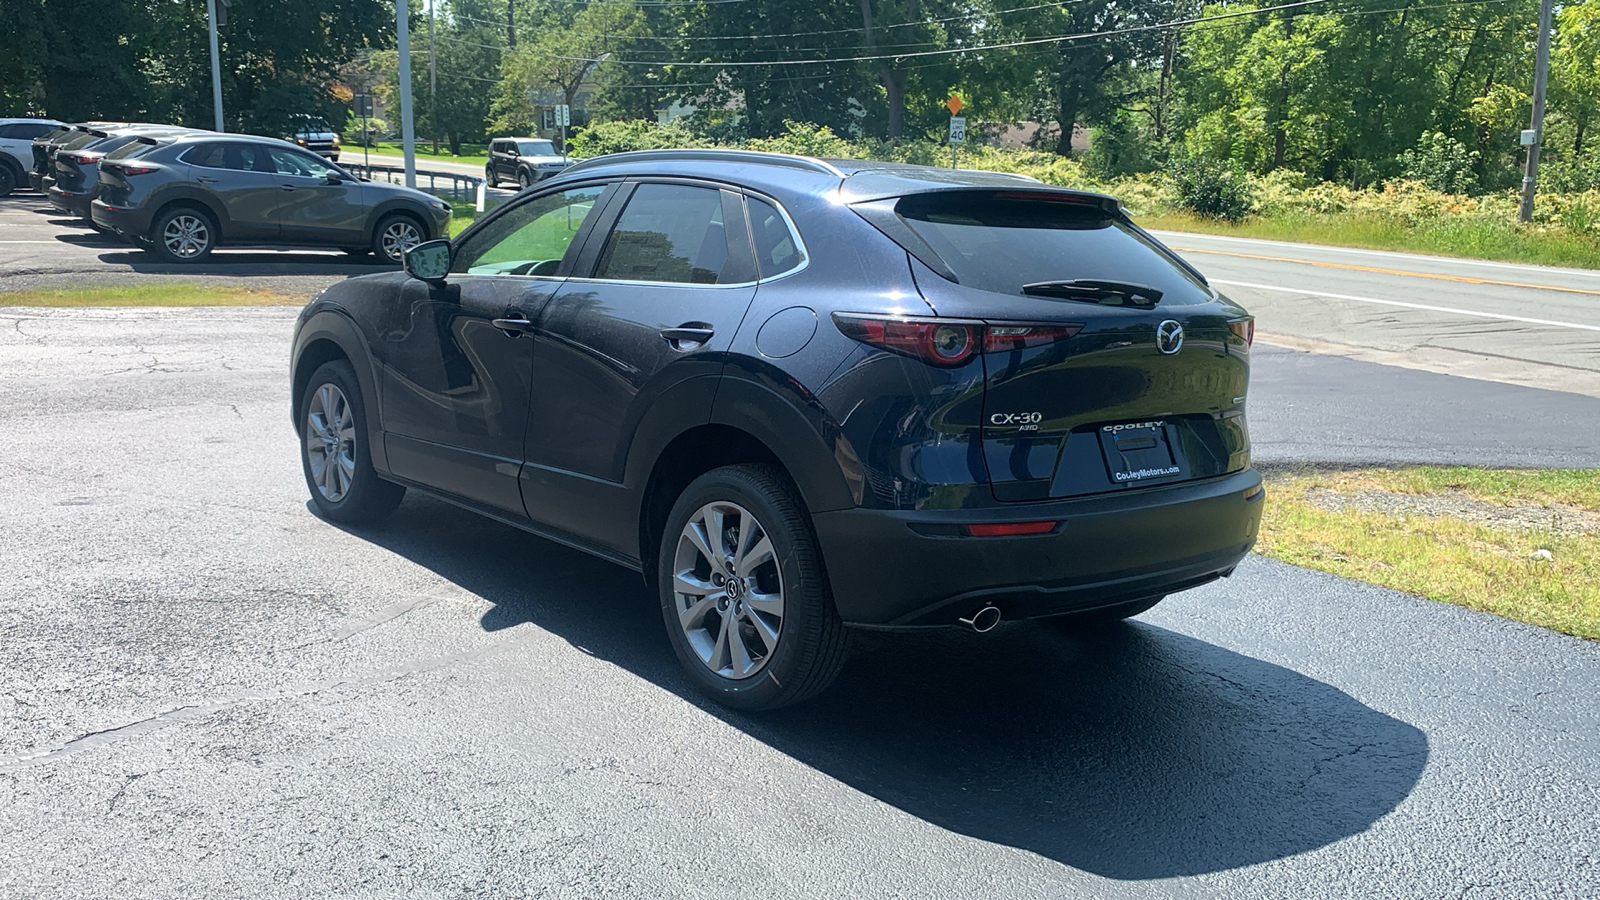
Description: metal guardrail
xmin=344 ymin=162 xmax=484 ymax=201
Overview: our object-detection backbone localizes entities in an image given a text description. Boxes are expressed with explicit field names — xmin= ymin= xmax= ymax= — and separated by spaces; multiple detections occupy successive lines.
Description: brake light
xmin=61 ymin=153 xmax=99 ymax=165
xmin=967 ymin=521 xmax=1057 ymax=537
xmin=103 ymin=163 xmax=157 ymax=176
xmin=1227 ymin=318 xmax=1255 ymax=346
xmin=983 ymin=324 xmax=1083 ymax=352
xmin=834 ymin=314 xmax=1083 ymax=367
xmin=833 ymin=314 xmax=978 ymax=367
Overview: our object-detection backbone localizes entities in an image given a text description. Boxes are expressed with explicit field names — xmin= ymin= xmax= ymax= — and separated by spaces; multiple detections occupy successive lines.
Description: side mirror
xmin=325 ymin=171 xmax=344 ymax=184
xmin=404 ymin=239 xmax=451 ymax=284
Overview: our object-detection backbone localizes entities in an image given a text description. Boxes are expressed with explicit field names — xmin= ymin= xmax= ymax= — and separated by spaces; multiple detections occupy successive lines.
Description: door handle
xmin=280 ymin=184 xmax=297 ymax=191
xmin=492 ymin=316 xmax=534 ymax=337
xmin=196 ymin=176 xmax=218 ymax=183
xmin=661 ymin=325 xmax=715 ymax=348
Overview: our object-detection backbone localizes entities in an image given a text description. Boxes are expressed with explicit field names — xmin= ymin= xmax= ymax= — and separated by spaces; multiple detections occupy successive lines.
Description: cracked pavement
xmin=1 ymin=296 xmax=1598 ymax=895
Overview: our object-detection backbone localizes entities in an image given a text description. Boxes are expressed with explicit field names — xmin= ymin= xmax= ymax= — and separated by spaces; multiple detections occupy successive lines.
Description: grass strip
xmin=0 ymin=284 xmax=307 ymax=307
xmin=1141 ymin=211 xmax=1600 ymax=271
xmin=1257 ymin=466 xmax=1600 ymax=640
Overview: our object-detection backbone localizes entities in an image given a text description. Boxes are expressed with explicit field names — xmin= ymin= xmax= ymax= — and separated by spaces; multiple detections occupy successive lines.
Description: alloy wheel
xmin=305 ymin=382 xmax=357 ymax=503
xmin=379 ymin=219 xmax=421 ymax=261
xmin=162 ymin=214 xmax=210 ymax=258
xmin=671 ymin=501 xmax=785 ymax=680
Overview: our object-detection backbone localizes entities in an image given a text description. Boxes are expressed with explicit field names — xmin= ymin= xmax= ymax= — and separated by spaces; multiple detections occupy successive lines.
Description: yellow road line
xmin=1172 ymin=246 xmax=1600 ymax=298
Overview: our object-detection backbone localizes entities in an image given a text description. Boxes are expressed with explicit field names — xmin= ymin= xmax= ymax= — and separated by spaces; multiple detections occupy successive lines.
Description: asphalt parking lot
xmin=1 ymin=305 xmax=1596 ymax=898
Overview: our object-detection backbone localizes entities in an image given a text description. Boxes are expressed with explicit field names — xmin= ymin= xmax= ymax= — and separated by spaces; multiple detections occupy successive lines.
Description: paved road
xmin=0 ymin=307 xmax=1595 ymax=898
xmin=1152 ymin=230 xmax=1600 ymax=398
xmin=1250 ymin=344 xmax=1600 ymax=468
xmin=0 ymin=193 xmax=387 ymax=296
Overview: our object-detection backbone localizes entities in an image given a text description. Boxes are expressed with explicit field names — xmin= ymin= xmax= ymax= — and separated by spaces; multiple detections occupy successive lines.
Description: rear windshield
xmin=895 ymin=191 xmax=1211 ymax=303
xmin=105 ymin=140 xmax=157 ymax=161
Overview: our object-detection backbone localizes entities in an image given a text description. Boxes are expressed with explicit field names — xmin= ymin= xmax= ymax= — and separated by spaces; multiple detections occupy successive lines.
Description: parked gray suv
xmin=91 ymin=133 xmax=451 ymax=263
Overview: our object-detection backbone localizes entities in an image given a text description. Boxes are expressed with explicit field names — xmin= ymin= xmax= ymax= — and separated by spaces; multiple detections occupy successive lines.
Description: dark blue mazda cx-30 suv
xmin=289 ymin=149 xmax=1264 ymax=709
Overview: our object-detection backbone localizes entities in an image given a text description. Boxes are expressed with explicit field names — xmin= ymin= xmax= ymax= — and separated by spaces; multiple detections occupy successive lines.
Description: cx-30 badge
xmin=1156 ymin=320 xmax=1184 ymax=355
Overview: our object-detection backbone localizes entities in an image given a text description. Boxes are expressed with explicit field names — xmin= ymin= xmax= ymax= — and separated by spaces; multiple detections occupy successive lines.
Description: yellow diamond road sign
xmin=946 ymin=94 xmax=964 ymax=116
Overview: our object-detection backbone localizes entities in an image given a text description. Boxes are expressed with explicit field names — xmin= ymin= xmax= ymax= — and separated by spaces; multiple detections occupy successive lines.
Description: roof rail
xmin=563 ymin=148 xmax=845 ymax=178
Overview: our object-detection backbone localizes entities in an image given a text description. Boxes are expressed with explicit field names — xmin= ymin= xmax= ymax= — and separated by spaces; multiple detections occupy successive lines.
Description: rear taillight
xmin=833 ymin=314 xmax=979 ymax=367
xmin=103 ymin=163 xmax=156 ymax=177
xmin=1227 ymin=318 xmax=1255 ymax=346
xmin=60 ymin=153 xmax=99 ymax=165
xmin=983 ymin=324 xmax=1083 ymax=352
xmin=834 ymin=314 xmax=1082 ymax=367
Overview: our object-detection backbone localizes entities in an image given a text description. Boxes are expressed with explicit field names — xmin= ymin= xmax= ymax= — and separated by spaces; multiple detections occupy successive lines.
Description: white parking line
xmin=1211 ymin=278 xmax=1600 ymax=333
xmin=1152 ymin=229 xmax=1600 ymax=281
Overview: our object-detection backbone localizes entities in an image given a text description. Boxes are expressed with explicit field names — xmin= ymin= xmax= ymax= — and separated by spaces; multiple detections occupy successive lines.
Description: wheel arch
xmin=629 ymin=372 xmax=858 ymax=588
xmin=149 ymin=191 xmax=229 ymax=241
xmin=291 ymin=309 xmax=389 ymax=472
xmin=365 ymin=201 xmax=433 ymax=242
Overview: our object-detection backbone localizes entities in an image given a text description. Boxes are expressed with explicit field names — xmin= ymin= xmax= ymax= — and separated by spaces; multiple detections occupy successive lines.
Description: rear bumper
xmin=813 ymin=469 xmax=1264 ymax=628
xmin=48 ymin=187 xmax=93 ymax=219
xmin=90 ymin=200 xmax=152 ymax=238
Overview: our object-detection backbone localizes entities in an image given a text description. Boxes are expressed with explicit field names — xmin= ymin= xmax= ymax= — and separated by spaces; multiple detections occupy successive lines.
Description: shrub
xmin=1397 ymin=131 xmax=1481 ymax=194
xmin=745 ymin=121 xmax=860 ymax=159
xmin=569 ymin=118 xmax=706 ymax=157
xmin=1168 ymin=157 xmax=1256 ymax=221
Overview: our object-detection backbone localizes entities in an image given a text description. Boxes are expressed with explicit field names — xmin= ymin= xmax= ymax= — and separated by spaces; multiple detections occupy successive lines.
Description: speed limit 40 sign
xmin=949 ymin=116 xmax=967 ymax=145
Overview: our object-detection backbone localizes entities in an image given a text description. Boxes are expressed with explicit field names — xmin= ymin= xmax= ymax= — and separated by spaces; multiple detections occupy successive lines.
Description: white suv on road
xmin=0 ymin=118 xmax=64 ymax=197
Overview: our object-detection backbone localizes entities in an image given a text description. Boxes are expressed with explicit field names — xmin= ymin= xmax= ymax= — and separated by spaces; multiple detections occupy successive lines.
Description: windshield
xmin=895 ymin=191 xmax=1211 ymax=304
xmin=517 ymin=140 xmax=557 ymax=157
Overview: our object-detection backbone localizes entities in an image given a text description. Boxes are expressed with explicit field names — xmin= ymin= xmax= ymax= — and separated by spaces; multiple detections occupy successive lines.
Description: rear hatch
xmin=854 ymin=188 xmax=1252 ymax=502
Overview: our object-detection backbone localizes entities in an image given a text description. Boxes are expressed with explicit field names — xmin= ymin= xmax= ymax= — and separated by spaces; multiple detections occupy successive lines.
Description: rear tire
xmin=483 ymin=165 xmax=496 ymax=188
xmin=657 ymin=464 xmax=848 ymax=710
xmin=0 ymin=163 xmax=17 ymax=198
xmin=1042 ymin=595 xmax=1166 ymax=631
xmin=148 ymin=206 xmax=216 ymax=262
xmin=299 ymin=360 xmax=405 ymax=525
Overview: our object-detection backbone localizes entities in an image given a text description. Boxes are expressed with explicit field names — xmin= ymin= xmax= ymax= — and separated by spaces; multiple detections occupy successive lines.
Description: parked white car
xmin=0 ymin=118 xmax=64 ymax=196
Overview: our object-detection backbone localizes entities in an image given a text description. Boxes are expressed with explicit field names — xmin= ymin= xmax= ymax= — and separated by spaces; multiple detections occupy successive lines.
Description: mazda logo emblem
xmin=1156 ymin=320 xmax=1184 ymax=355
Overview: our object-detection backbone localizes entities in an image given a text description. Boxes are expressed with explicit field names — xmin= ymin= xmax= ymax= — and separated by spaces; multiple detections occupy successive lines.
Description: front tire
xmin=149 ymin=206 xmax=216 ymax=262
xmin=517 ymin=168 xmax=532 ymax=189
xmin=658 ymin=464 xmax=848 ymax=710
xmin=0 ymin=163 xmax=17 ymax=198
xmin=299 ymin=360 xmax=405 ymax=524
xmin=372 ymin=213 xmax=424 ymax=264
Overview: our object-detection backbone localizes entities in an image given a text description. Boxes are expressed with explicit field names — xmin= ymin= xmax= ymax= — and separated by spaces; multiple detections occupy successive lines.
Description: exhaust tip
xmin=958 ymin=606 xmax=1003 ymax=634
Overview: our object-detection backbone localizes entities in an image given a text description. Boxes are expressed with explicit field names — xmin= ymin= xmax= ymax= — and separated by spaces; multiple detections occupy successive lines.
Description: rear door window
xmin=185 ymin=142 xmax=275 ymax=172
xmin=891 ymin=191 xmax=1211 ymax=304
xmin=594 ymin=183 xmax=731 ymax=285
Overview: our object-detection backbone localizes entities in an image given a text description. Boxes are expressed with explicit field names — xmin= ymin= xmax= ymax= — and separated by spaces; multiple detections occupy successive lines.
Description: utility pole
xmin=1519 ymin=0 xmax=1555 ymax=224
xmin=428 ymin=0 xmax=438 ymax=156
xmin=396 ymin=0 xmax=417 ymax=188
xmin=205 ymin=0 xmax=224 ymax=131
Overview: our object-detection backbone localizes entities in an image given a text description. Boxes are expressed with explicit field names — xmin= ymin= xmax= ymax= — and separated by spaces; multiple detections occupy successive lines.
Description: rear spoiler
xmin=134 ymin=135 xmax=161 ymax=145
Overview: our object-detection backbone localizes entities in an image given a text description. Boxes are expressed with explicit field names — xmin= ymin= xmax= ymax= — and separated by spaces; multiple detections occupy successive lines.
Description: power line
xmin=547 ymin=0 xmax=1348 ymax=66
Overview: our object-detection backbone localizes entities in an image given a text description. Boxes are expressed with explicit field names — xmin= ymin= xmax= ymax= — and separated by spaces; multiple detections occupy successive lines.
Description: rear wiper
xmin=1022 ymin=279 xmax=1163 ymax=308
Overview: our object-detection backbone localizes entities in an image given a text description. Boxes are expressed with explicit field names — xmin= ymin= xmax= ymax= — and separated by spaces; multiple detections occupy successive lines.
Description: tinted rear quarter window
xmin=894 ymin=191 xmax=1211 ymax=304
xmin=746 ymin=197 xmax=803 ymax=278
xmin=105 ymin=140 xmax=157 ymax=161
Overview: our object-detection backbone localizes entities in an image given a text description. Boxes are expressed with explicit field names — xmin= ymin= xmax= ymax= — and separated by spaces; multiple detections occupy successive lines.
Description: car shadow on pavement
xmin=346 ymin=493 xmax=1430 ymax=881
xmin=95 ymin=249 xmax=394 ymax=275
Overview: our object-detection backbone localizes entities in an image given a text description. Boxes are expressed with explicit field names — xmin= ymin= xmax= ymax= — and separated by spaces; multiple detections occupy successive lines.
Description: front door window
xmin=454 ymin=184 xmax=609 ymax=276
